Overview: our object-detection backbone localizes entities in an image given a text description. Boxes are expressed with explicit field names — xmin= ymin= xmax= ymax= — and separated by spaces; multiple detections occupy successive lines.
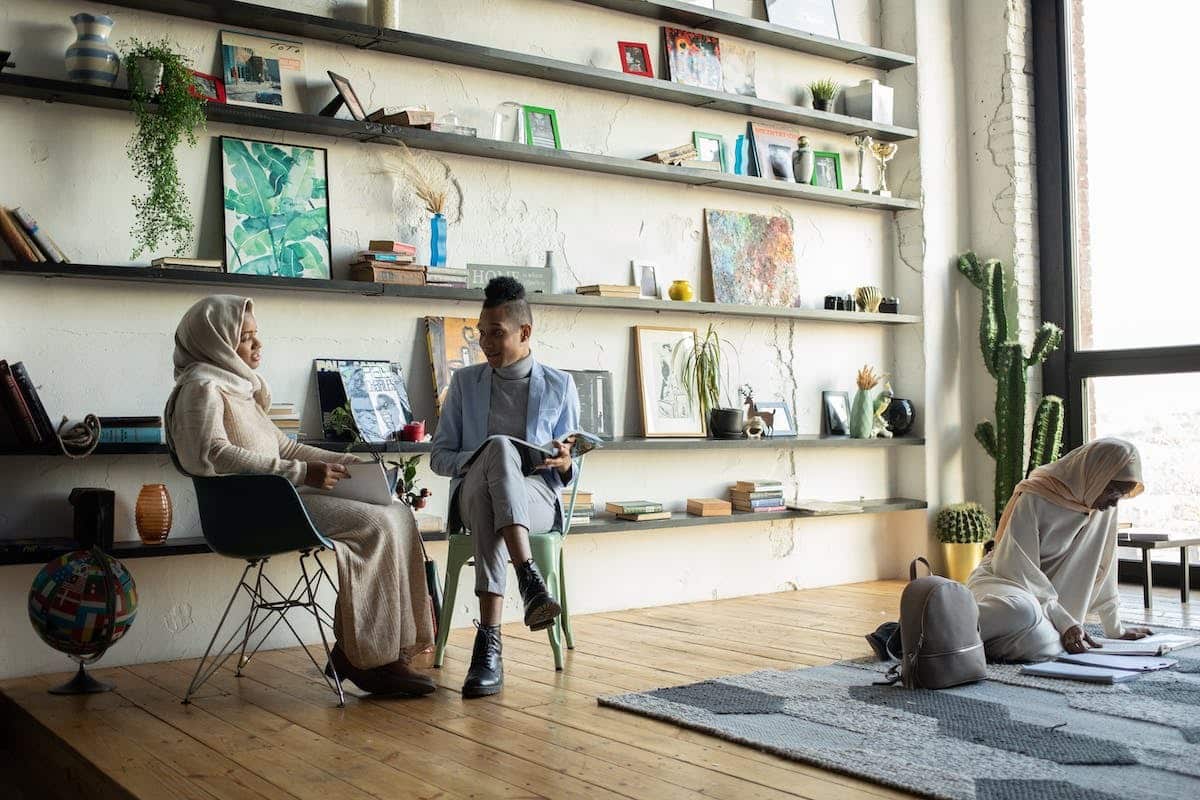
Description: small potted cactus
xmin=935 ymin=502 xmax=994 ymax=582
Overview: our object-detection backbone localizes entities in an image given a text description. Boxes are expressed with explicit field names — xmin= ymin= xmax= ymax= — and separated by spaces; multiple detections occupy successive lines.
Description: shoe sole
xmin=526 ymin=598 xmax=562 ymax=631
xmin=462 ymin=684 xmax=503 ymax=699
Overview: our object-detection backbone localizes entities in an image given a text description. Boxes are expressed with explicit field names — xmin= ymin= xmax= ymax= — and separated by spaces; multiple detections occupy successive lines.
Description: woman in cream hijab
xmin=967 ymin=437 xmax=1151 ymax=662
xmin=165 ymin=295 xmax=435 ymax=695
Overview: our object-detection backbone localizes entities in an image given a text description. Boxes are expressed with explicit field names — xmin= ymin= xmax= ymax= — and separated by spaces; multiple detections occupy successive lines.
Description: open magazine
xmin=300 ymin=462 xmax=399 ymax=506
xmin=461 ymin=430 xmax=603 ymax=476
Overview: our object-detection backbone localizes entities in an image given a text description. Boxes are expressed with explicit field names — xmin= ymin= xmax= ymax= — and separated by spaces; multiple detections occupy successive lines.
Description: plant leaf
xmin=282 ymin=207 xmax=329 ymax=244
xmin=223 ymin=138 xmax=275 ymax=220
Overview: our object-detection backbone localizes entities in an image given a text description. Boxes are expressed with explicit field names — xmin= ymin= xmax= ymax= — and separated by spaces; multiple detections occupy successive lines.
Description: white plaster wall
xmin=0 ymin=0 xmax=944 ymax=679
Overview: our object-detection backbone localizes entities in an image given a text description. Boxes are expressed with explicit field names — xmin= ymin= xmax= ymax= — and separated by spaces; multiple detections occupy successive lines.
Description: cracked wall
xmin=0 ymin=0 xmax=940 ymax=678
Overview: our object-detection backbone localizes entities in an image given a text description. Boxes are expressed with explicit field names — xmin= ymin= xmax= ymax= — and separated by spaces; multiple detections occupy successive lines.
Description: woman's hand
xmin=1061 ymin=624 xmax=1101 ymax=654
xmin=1119 ymin=625 xmax=1153 ymax=640
xmin=305 ymin=461 xmax=350 ymax=490
xmin=540 ymin=440 xmax=573 ymax=476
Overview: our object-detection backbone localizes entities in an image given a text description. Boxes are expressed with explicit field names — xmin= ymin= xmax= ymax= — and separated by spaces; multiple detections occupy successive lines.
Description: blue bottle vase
xmin=429 ymin=213 xmax=448 ymax=268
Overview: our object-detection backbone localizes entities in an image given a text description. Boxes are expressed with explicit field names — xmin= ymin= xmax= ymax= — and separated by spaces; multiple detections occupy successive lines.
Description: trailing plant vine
xmin=122 ymin=38 xmax=205 ymax=258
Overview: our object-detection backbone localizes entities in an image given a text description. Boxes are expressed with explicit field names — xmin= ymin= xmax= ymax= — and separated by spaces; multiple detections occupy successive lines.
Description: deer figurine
xmin=739 ymin=384 xmax=775 ymax=436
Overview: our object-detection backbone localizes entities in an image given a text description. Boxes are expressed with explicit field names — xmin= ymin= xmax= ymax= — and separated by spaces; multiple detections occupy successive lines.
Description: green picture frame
xmin=522 ymin=105 xmax=562 ymax=149
xmin=812 ymin=151 xmax=843 ymax=190
xmin=692 ymin=131 xmax=727 ymax=171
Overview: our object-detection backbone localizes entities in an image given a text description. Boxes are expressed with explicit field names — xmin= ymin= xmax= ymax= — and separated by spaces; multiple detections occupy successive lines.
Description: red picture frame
xmin=188 ymin=70 xmax=226 ymax=103
xmin=618 ymin=41 xmax=654 ymax=78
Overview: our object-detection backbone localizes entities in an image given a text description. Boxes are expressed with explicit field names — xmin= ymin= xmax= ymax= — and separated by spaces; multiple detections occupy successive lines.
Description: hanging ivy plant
xmin=121 ymin=38 xmax=206 ymax=259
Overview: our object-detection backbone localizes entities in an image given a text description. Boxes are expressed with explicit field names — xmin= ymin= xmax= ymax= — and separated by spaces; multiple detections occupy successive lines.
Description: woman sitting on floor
xmin=967 ymin=437 xmax=1153 ymax=662
xmin=164 ymin=294 xmax=435 ymax=696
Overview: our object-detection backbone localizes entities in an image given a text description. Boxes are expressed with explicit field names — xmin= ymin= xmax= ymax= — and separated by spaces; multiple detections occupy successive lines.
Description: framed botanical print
xmin=634 ymin=325 xmax=705 ymax=437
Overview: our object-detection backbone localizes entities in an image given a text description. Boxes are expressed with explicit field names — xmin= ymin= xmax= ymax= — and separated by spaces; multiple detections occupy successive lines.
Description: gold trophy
xmin=852 ymin=134 xmax=872 ymax=192
xmin=869 ymin=141 xmax=898 ymax=198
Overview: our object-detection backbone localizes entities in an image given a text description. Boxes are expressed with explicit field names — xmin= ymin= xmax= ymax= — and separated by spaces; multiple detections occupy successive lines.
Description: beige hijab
xmin=164 ymin=295 xmax=270 ymax=448
xmin=994 ymin=437 xmax=1144 ymax=543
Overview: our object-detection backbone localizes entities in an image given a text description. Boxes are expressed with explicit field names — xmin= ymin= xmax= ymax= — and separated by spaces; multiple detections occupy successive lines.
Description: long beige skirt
xmin=301 ymin=495 xmax=434 ymax=669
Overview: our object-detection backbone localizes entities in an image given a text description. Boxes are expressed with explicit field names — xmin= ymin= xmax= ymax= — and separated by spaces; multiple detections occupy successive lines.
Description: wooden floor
xmin=0 ymin=580 xmax=1192 ymax=800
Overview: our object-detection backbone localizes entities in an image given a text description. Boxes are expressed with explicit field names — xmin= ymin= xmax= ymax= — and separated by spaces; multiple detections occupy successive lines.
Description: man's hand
xmin=1061 ymin=624 xmax=1101 ymax=654
xmin=1119 ymin=625 xmax=1153 ymax=640
xmin=540 ymin=440 xmax=573 ymax=476
xmin=305 ymin=461 xmax=350 ymax=490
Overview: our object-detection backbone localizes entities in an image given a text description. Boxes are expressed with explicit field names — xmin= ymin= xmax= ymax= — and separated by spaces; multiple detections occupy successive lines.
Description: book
xmin=732 ymin=504 xmax=786 ymax=513
xmin=0 ymin=360 xmax=41 ymax=445
xmin=358 ymin=251 xmax=416 ymax=263
xmin=368 ymin=108 xmax=436 ymax=126
xmin=10 ymin=362 xmax=55 ymax=442
xmin=351 ymin=264 xmax=426 ymax=285
xmin=98 ymin=427 xmax=164 ymax=444
xmin=606 ymin=500 xmax=664 ymax=515
xmin=0 ymin=207 xmax=41 ymax=262
xmin=576 ymin=284 xmax=640 ymax=295
xmin=734 ymin=479 xmax=783 ymax=491
xmin=687 ymin=498 xmax=732 ymax=517
xmin=730 ymin=496 xmax=785 ymax=509
xmin=426 ymin=317 xmax=489 ymax=415
xmin=461 ymin=431 xmax=604 ymax=476
xmin=0 ymin=404 xmax=20 ymax=448
xmin=300 ymin=461 xmax=399 ymax=506
xmin=12 ymin=208 xmax=65 ymax=263
xmin=1019 ymin=661 xmax=1141 ymax=684
xmin=424 ymin=280 xmax=467 ymax=288
xmin=99 ymin=415 xmax=161 ymax=428
xmin=642 ymin=143 xmax=698 ymax=165
xmin=339 ymin=362 xmax=413 ymax=443
xmin=563 ymin=491 xmax=594 ymax=504
xmin=1089 ymin=633 xmax=1200 ymax=656
xmin=786 ymin=500 xmax=865 ymax=515
xmin=1054 ymin=652 xmax=1177 ymax=672
xmin=569 ymin=515 xmax=594 ymax=526
xmin=314 ymin=359 xmax=413 ymax=441
xmin=366 ymin=239 xmax=418 ymax=255
xmin=730 ymin=489 xmax=785 ymax=501
xmin=616 ymin=511 xmax=672 ymax=522
xmin=151 ymin=257 xmax=223 ymax=269
xmin=566 ymin=369 xmax=615 ymax=440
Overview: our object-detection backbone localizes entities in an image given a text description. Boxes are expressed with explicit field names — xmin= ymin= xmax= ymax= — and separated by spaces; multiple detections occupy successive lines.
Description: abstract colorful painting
xmin=221 ymin=137 xmax=331 ymax=280
xmin=426 ymin=316 xmax=487 ymax=415
xmin=705 ymin=210 xmax=799 ymax=307
xmin=664 ymin=28 xmax=722 ymax=91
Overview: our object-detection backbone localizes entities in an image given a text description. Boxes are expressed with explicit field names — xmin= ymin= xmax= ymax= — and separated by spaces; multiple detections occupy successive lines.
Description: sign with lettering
xmin=465 ymin=264 xmax=553 ymax=294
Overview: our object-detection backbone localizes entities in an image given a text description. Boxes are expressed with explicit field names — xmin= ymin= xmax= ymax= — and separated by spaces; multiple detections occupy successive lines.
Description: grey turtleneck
xmin=486 ymin=352 xmax=533 ymax=439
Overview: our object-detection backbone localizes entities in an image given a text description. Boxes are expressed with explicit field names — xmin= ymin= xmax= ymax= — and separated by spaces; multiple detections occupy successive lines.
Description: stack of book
xmin=563 ymin=489 xmax=594 ymax=527
xmin=576 ymin=284 xmax=641 ymax=299
xmin=640 ymin=143 xmax=720 ymax=171
xmin=367 ymin=107 xmax=478 ymax=136
xmin=0 ymin=359 xmax=56 ymax=450
xmin=151 ymin=257 xmax=223 ymax=272
xmin=686 ymin=497 xmax=732 ymax=517
xmin=0 ymin=207 xmax=69 ymax=263
xmin=351 ymin=240 xmax=424 ymax=285
xmin=605 ymin=500 xmax=669 ymax=522
xmin=268 ymin=403 xmax=302 ymax=441
xmin=98 ymin=416 xmax=163 ymax=444
xmin=729 ymin=479 xmax=786 ymax=513
xmin=426 ymin=267 xmax=468 ymax=288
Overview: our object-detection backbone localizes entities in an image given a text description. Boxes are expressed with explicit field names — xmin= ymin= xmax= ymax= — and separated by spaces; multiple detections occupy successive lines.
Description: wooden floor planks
xmin=1 ymin=580 xmax=1191 ymax=800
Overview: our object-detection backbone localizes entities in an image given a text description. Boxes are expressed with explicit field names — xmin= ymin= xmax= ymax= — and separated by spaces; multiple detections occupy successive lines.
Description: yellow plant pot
xmin=941 ymin=542 xmax=984 ymax=583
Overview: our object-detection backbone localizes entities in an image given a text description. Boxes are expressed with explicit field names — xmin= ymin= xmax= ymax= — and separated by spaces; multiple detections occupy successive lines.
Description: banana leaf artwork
xmin=220 ymin=136 xmax=332 ymax=279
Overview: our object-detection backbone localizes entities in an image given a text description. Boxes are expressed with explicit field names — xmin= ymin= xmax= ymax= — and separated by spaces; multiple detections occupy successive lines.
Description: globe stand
xmin=49 ymin=662 xmax=112 ymax=695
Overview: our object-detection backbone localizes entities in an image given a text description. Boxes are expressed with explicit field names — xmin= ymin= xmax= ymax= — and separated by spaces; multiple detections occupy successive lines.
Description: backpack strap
xmin=875 ymin=663 xmax=902 ymax=686
xmin=909 ymin=557 xmax=932 ymax=581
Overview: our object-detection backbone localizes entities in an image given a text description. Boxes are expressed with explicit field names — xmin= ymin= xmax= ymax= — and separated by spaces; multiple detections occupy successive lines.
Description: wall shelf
xmin=0 ymin=75 xmax=918 ymax=211
xmin=0 ymin=498 xmax=926 ymax=566
xmin=100 ymin=0 xmax=915 ymax=142
xmin=570 ymin=0 xmax=916 ymax=70
xmin=0 ymin=262 xmax=924 ymax=325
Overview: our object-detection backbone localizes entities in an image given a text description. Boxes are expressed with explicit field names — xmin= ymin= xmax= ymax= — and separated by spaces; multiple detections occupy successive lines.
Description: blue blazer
xmin=431 ymin=358 xmax=580 ymax=534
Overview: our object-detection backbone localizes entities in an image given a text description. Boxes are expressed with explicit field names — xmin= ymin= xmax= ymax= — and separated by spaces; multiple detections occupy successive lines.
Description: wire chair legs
xmin=182 ymin=549 xmax=344 ymax=707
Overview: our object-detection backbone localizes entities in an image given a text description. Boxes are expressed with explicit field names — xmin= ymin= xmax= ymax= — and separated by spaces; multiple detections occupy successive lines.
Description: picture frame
xmin=632 ymin=260 xmax=659 ymax=298
xmin=812 ymin=151 xmax=843 ymax=190
xmin=323 ymin=70 xmax=366 ymax=121
xmin=188 ymin=70 xmax=225 ymax=102
xmin=220 ymin=29 xmax=304 ymax=109
xmin=765 ymin=0 xmax=841 ymax=39
xmin=693 ymin=131 xmax=727 ymax=171
xmin=720 ymin=41 xmax=757 ymax=97
xmin=634 ymin=325 xmax=705 ymax=438
xmin=522 ymin=105 xmax=561 ymax=149
xmin=220 ymin=136 xmax=332 ymax=280
xmin=663 ymin=27 xmax=722 ymax=91
xmin=822 ymin=390 xmax=851 ymax=436
xmin=618 ymin=41 xmax=654 ymax=78
xmin=747 ymin=122 xmax=799 ymax=182
xmin=755 ymin=401 xmax=797 ymax=437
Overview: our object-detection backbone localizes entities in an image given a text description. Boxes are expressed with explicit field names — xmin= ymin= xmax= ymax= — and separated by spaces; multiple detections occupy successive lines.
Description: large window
xmin=1035 ymin=1 xmax=1200 ymax=574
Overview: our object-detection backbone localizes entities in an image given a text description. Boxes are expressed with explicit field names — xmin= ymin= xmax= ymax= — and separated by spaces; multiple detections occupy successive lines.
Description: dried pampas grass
xmin=377 ymin=142 xmax=447 ymax=215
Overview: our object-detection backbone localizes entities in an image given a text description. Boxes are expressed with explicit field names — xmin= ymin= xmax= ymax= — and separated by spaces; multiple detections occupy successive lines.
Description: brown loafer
xmin=325 ymin=644 xmax=433 ymax=696
xmin=381 ymin=659 xmax=438 ymax=696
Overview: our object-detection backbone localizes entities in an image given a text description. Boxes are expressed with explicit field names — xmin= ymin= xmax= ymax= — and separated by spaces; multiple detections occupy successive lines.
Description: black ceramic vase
xmin=883 ymin=398 xmax=915 ymax=436
xmin=708 ymin=408 xmax=744 ymax=439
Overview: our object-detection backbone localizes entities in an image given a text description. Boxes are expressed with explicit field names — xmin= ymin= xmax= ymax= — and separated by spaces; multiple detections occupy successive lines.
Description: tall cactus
xmin=958 ymin=252 xmax=1066 ymax=521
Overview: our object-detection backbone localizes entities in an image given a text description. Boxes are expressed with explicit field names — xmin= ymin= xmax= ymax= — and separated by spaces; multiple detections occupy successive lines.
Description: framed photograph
xmin=822 ymin=390 xmax=851 ymax=436
xmin=693 ymin=132 xmax=727 ymax=171
xmin=747 ymin=122 xmax=799 ymax=182
xmin=188 ymin=70 xmax=226 ymax=102
xmin=220 ymin=30 xmax=304 ymax=109
xmin=663 ymin=27 xmax=722 ymax=91
xmin=812 ymin=151 xmax=843 ymax=190
xmin=721 ymin=41 xmax=757 ymax=97
xmin=634 ymin=325 xmax=705 ymax=438
xmin=522 ymin=105 xmax=561 ymax=149
xmin=326 ymin=70 xmax=366 ymax=121
xmin=765 ymin=0 xmax=841 ymax=39
xmin=754 ymin=401 xmax=796 ymax=437
xmin=632 ymin=260 xmax=659 ymax=298
xmin=618 ymin=41 xmax=654 ymax=78
xmin=221 ymin=136 xmax=331 ymax=280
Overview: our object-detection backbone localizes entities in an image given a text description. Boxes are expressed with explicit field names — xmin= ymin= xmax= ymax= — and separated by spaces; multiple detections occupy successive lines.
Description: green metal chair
xmin=433 ymin=456 xmax=585 ymax=671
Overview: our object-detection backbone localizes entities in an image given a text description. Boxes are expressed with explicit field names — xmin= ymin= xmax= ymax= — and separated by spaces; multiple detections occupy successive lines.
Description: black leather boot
xmin=515 ymin=558 xmax=561 ymax=631
xmin=462 ymin=621 xmax=503 ymax=699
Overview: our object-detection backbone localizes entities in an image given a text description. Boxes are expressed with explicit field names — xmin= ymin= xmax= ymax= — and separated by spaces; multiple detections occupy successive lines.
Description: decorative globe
xmin=28 ymin=548 xmax=138 ymax=661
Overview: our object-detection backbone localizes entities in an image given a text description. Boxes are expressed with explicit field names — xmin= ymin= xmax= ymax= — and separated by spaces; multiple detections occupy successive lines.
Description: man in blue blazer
xmin=431 ymin=277 xmax=580 ymax=697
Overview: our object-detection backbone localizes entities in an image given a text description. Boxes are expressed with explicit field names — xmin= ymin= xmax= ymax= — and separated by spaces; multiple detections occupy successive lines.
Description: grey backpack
xmin=885 ymin=558 xmax=987 ymax=689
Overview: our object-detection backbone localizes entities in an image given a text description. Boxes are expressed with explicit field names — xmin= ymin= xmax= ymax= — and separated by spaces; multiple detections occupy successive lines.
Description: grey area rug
xmin=599 ymin=624 xmax=1200 ymax=800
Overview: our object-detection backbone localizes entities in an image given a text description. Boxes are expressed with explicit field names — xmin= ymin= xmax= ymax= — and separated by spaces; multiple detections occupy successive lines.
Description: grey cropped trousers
xmin=457 ymin=438 xmax=557 ymax=595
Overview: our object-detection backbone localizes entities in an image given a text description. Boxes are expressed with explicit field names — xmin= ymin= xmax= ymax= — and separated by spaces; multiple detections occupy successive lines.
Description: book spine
xmin=730 ymin=491 xmax=784 ymax=500
xmin=9 ymin=362 xmax=55 ymax=441
xmin=734 ymin=484 xmax=783 ymax=492
xmin=12 ymin=208 xmax=63 ymax=263
xmin=733 ymin=505 xmax=786 ymax=513
xmin=735 ymin=496 xmax=786 ymax=508
xmin=98 ymin=427 xmax=164 ymax=443
xmin=0 ymin=208 xmax=40 ymax=262
xmin=606 ymin=503 xmax=663 ymax=513
xmin=0 ymin=361 xmax=42 ymax=445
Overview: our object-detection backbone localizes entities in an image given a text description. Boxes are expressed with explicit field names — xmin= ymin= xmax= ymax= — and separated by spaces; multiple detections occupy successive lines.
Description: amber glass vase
xmin=135 ymin=484 xmax=172 ymax=545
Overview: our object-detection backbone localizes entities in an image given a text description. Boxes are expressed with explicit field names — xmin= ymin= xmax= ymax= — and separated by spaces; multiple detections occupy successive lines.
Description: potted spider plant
xmin=121 ymin=38 xmax=205 ymax=259
xmin=809 ymin=77 xmax=841 ymax=113
xmin=682 ymin=323 xmax=743 ymax=439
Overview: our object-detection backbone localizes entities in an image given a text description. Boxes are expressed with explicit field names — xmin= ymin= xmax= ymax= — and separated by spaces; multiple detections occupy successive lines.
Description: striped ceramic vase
xmin=65 ymin=13 xmax=120 ymax=87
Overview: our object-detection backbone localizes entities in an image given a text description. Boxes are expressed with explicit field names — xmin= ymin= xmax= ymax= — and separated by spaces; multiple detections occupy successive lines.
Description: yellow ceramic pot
xmin=941 ymin=542 xmax=984 ymax=583
xmin=667 ymin=280 xmax=695 ymax=301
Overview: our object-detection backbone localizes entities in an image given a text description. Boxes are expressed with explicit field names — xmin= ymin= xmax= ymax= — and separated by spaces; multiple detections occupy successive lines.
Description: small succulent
xmin=935 ymin=502 xmax=994 ymax=544
xmin=809 ymin=78 xmax=840 ymax=102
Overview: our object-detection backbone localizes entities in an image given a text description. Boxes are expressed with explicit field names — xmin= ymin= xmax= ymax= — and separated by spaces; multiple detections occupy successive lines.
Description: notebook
xmin=1055 ymin=652 xmax=1177 ymax=672
xmin=1089 ymin=633 xmax=1200 ymax=656
xmin=1019 ymin=661 xmax=1142 ymax=684
xmin=301 ymin=462 xmax=398 ymax=506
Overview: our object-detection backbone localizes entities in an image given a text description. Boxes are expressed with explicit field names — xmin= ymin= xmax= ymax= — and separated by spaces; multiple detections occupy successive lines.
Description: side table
xmin=1118 ymin=535 xmax=1200 ymax=609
